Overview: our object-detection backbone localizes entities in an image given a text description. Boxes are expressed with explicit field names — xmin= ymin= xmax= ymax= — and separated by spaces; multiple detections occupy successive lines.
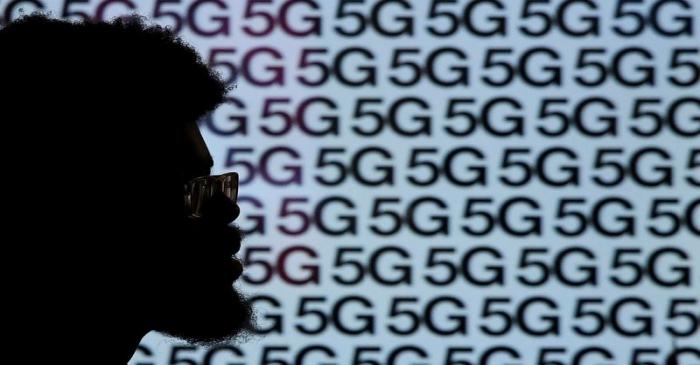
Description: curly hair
xmin=0 ymin=12 xmax=230 ymax=123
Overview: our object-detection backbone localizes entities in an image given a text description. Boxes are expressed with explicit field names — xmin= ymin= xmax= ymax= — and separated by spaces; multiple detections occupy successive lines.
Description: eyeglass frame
xmin=184 ymin=172 xmax=239 ymax=218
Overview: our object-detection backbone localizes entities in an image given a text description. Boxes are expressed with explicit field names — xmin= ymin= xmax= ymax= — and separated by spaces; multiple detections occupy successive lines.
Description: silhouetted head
xmin=0 ymin=13 xmax=257 ymax=358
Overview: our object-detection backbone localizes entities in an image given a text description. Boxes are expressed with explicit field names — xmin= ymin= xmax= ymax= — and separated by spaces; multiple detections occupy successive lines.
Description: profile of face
xmin=0 ymin=13 xmax=258 ymax=355
xmin=145 ymin=121 xmax=256 ymax=345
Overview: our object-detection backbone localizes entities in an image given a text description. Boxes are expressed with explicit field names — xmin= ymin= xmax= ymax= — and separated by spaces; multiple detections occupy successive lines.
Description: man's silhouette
xmin=0 ymin=13 xmax=257 ymax=364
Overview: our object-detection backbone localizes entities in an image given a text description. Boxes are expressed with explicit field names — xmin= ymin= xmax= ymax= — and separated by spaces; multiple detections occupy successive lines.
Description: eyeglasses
xmin=184 ymin=172 xmax=239 ymax=218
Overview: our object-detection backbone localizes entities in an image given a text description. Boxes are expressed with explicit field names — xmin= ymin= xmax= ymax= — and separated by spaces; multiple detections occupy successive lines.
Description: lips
xmin=230 ymin=256 xmax=244 ymax=281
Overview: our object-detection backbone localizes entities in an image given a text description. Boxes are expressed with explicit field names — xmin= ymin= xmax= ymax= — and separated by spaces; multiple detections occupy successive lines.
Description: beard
xmin=155 ymin=283 xmax=259 ymax=345
xmin=152 ymin=223 xmax=260 ymax=345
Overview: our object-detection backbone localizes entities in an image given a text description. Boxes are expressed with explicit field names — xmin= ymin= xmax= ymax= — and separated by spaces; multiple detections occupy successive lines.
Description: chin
xmin=155 ymin=283 xmax=258 ymax=345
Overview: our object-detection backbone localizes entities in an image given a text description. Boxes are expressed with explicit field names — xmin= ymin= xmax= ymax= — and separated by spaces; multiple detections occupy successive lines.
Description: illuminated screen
xmin=3 ymin=1 xmax=698 ymax=364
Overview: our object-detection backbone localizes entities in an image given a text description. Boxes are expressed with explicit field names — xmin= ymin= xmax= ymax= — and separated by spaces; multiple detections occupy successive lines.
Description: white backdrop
xmin=3 ymin=1 xmax=697 ymax=364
